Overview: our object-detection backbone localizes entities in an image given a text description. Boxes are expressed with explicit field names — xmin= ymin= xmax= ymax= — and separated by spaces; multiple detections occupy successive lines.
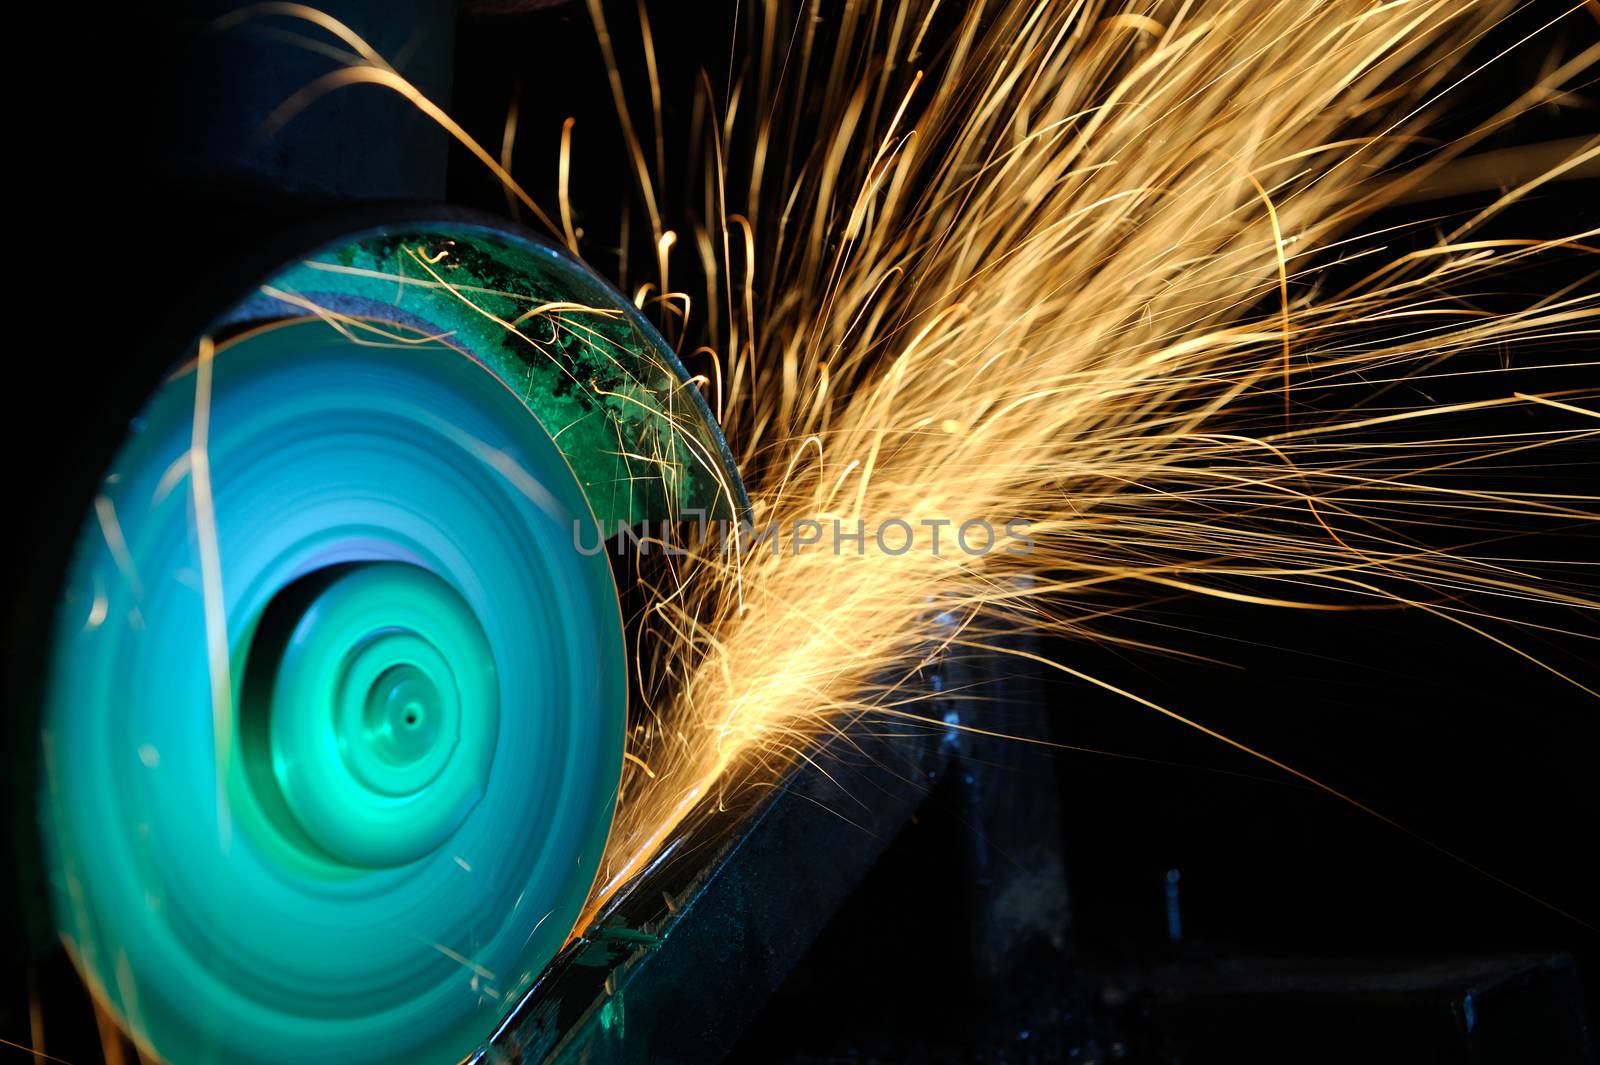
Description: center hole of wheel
xmin=244 ymin=560 xmax=500 ymax=866
xmin=366 ymin=664 xmax=444 ymax=764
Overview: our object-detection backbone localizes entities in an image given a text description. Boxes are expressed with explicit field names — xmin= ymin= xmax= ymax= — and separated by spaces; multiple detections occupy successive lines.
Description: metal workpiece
xmin=488 ymin=640 xmax=1073 ymax=1065
xmin=492 ymin=723 xmax=945 ymax=1065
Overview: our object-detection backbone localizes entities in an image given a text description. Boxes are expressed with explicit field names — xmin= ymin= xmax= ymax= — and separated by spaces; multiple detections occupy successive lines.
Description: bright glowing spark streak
xmin=190 ymin=336 xmax=233 ymax=852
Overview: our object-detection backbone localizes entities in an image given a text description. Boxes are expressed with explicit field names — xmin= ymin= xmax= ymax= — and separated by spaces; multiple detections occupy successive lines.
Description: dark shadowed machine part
xmin=171 ymin=0 xmax=457 ymax=200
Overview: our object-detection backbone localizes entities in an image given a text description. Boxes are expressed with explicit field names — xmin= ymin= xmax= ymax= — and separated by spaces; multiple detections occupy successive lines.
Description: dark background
xmin=8 ymin=1 xmax=1599 ymax=1062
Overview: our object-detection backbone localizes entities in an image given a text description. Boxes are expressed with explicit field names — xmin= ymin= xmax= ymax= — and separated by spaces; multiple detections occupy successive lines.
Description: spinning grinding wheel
xmin=35 ymin=220 xmax=742 ymax=1065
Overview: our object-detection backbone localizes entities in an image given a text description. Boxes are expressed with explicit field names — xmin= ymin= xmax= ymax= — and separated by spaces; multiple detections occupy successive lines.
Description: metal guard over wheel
xmin=38 ymin=222 xmax=741 ymax=1065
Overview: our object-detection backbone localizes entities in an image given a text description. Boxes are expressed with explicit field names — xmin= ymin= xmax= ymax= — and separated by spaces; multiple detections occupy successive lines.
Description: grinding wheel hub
xmin=36 ymin=220 xmax=743 ymax=1065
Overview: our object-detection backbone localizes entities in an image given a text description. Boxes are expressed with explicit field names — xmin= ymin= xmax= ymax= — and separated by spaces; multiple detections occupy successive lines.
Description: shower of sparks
xmin=572 ymin=0 xmax=1600 ymax=932
xmin=240 ymin=0 xmax=1596 ymax=950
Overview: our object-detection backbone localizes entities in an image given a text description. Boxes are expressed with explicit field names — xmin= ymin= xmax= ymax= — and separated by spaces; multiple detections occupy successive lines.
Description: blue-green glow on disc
xmin=41 ymin=319 xmax=627 ymax=1065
